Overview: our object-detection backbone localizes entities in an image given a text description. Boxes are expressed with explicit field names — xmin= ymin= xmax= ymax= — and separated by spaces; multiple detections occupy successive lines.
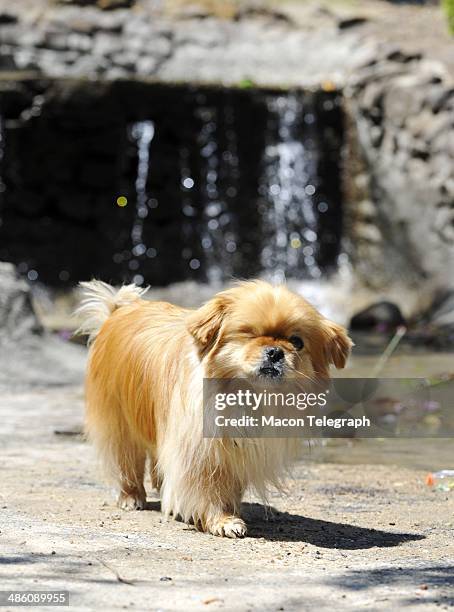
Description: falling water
xmin=129 ymin=120 xmax=155 ymax=285
xmin=194 ymin=103 xmax=239 ymax=284
xmin=260 ymin=94 xmax=320 ymax=283
xmin=127 ymin=94 xmax=325 ymax=285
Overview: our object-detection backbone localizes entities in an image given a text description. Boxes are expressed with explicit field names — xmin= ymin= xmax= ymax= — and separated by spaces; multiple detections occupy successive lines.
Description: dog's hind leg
xmin=116 ymin=438 xmax=147 ymax=511
xmin=84 ymin=330 xmax=150 ymax=511
xmin=87 ymin=408 xmax=147 ymax=510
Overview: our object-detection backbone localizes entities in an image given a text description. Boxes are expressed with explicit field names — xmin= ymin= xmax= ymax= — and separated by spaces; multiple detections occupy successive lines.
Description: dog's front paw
xmin=118 ymin=492 xmax=146 ymax=511
xmin=208 ymin=516 xmax=247 ymax=538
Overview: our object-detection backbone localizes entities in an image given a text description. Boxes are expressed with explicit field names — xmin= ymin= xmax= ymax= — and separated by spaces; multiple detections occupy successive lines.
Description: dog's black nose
xmin=264 ymin=346 xmax=284 ymax=363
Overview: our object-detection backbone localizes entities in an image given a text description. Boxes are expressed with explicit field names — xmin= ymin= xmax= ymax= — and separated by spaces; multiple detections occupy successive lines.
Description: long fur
xmin=76 ymin=280 xmax=148 ymax=344
xmin=78 ymin=279 xmax=352 ymax=537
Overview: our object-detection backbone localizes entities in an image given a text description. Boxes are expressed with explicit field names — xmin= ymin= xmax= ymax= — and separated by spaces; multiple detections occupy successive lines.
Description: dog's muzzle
xmin=257 ymin=346 xmax=285 ymax=379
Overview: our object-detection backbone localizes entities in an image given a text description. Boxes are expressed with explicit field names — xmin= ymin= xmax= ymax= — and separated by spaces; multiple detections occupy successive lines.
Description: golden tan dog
xmin=77 ymin=280 xmax=352 ymax=537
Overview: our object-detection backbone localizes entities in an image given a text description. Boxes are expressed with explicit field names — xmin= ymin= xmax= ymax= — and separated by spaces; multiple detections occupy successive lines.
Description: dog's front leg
xmin=160 ymin=458 xmax=247 ymax=538
xmin=202 ymin=509 xmax=247 ymax=538
xmin=196 ymin=478 xmax=247 ymax=538
xmin=208 ymin=473 xmax=250 ymax=537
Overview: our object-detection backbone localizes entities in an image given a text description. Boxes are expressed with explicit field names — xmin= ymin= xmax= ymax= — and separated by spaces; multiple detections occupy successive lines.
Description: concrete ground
xmin=1 ymin=380 xmax=453 ymax=611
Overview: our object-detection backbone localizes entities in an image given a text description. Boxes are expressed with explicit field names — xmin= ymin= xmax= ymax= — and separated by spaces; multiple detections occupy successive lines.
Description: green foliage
xmin=443 ymin=0 xmax=454 ymax=35
xmin=238 ymin=78 xmax=255 ymax=89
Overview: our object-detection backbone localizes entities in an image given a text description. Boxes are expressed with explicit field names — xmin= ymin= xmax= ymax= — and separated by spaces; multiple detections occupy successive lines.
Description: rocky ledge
xmin=0 ymin=1 xmax=385 ymax=87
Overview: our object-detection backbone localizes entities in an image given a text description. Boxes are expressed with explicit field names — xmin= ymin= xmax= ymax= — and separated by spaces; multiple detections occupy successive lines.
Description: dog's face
xmin=187 ymin=281 xmax=352 ymax=381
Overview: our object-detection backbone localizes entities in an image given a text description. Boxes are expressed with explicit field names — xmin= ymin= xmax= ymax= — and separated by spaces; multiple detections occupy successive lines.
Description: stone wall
xmin=0 ymin=1 xmax=366 ymax=87
xmin=346 ymin=54 xmax=454 ymax=289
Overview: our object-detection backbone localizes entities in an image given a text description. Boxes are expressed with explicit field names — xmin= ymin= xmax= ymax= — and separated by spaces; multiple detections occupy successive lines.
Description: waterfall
xmin=0 ymin=83 xmax=343 ymax=288
xmin=260 ymin=93 xmax=320 ymax=283
xmin=127 ymin=94 xmax=326 ymax=285
xmin=129 ymin=120 xmax=155 ymax=285
xmin=195 ymin=102 xmax=239 ymax=284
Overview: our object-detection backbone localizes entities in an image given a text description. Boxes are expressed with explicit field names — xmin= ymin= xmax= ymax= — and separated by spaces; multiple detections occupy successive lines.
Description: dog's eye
xmin=289 ymin=335 xmax=304 ymax=350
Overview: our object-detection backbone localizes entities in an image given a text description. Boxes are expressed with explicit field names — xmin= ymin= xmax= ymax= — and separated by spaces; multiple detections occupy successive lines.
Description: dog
xmin=77 ymin=279 xmax=352 ymax=537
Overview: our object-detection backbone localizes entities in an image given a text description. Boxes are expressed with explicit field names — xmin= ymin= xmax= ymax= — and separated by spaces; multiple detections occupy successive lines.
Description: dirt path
xmin=1 ymin=385 xmax=453 ymax=611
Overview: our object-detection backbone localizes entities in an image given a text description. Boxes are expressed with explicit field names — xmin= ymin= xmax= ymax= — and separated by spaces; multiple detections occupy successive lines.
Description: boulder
xmin=0 ymin=262 xmax=42 ymax=344
xmin=350 ymin=301 xmax=406 ymax=333
xmin=0 ymin=262 xmax=86 ymax=390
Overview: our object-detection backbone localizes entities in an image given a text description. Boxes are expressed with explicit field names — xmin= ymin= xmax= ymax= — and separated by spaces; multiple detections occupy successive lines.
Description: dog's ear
xmin=309 ymin=318 xmax=353 ymax=377
xmin=321 ymin=319 xmax=353 ymax=369
xmin=187 ymin=295 xmax=229 ymax=351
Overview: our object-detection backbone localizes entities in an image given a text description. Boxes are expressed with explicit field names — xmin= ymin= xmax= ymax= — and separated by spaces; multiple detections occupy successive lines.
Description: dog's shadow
xmin=243 ymin=502 xmax=424 ymax=548
xmin=143 ymin=500 xmax=423 ymax=549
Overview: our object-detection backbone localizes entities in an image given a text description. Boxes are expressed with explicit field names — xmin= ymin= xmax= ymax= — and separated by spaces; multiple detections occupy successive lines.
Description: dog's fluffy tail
xmin=76 ymin=280 xmax=147 ymax=343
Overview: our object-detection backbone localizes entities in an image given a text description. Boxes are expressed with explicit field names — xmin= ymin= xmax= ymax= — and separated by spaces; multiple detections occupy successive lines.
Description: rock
xmin=354 ymin=222 xmax=382 ymax=243
xmin=351 ymin=62 xmax=407 ymax=90
xmin=65 ymin=33 xmax=93 ymax=52
xmin=92 ymin=31 xmax=124 ymax=57
xmin=0 ymin=262 xmax=43 ymax=344
xmin=135 ymin=55 xmax=159 ymax=75
xmin=425 ymin=85 xmax=454 ymax=114
xmin=383 ymin=81 xmax=424 ymax=127
xmin=425 ymin=113 xmax=454 ymax=143
xmin=234 ymin=6 xmax=294 ymax=25
xmin=386 ymin=49 xmax=422 ymax=64
xmin=356 ymin=199 xmax=376 ymax=219
xmin=350 ymin=301 xmax=406 ymax=333
xmin=406 ymin=110 xmax=445 ymax=140
xmin=0 ymin=262 xmax=86 ymax=389
xmin=432 ymin=131 xmax=454 ymax=157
